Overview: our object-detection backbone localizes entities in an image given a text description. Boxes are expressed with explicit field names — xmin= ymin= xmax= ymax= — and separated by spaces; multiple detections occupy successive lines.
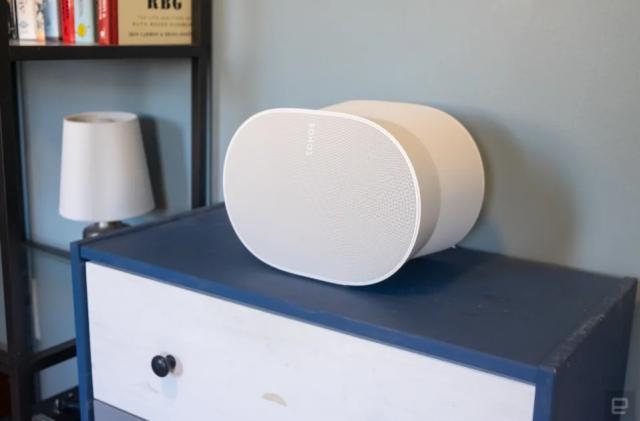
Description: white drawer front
xmin=86 ymin=263 xmax=535 ymax=421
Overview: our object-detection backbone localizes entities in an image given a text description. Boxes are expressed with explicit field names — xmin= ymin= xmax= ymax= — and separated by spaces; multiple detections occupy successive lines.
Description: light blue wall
xmin=212 ymin=0 xmax=640 ymax=416
xmin=18 ymin=58 xmax=192 ymax=397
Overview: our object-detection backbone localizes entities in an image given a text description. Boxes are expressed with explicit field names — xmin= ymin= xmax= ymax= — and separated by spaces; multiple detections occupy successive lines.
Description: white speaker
xmin=223 ymin=100 xmax=484 ymax=286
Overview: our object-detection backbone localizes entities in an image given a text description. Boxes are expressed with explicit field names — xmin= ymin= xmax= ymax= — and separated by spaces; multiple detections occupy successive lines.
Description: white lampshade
xmin=59 ymin=112 xmax=155 ymax=222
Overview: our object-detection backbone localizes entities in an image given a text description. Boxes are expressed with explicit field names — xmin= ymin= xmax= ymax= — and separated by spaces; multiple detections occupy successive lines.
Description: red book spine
xmin=60 ymin=0 xmax=75 ymax=43
xmin=110 ymin=0 xmax=118 ymax=44
xmin=97 ymin=0 xmax=117 ymax=45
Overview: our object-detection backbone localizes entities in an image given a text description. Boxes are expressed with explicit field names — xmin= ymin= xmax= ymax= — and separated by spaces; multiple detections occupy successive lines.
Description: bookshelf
xmin=0 ymin=1 xmax=211 ymax=419
xmin=8 ymin=39 xmax=203 ymax=61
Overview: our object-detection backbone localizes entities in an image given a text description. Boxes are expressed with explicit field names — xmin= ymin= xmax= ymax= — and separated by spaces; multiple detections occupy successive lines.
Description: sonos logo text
xmin=305 ymin=122 xmax=316 ymax=156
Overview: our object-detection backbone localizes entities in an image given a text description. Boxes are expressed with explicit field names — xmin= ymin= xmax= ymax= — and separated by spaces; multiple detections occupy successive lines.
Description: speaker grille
xmin=224 ymin=110 xmax=419 ymax=285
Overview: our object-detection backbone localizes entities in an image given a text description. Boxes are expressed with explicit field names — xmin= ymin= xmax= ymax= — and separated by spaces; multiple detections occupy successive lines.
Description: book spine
xmin=97 ymin=0 xmax=116 ymax=45
xmin=34 ymin=0 xmax=44 ymax=39
xmin=59 ymin=0 xmax=73 ymax=42
xmin=73 ymin=0 xmax=93 ymax=43
xmin=15 ymin=0 xmax=37 ymax=39
xmin=110 ymin=0 xmax=117 ymax=44
xmin=7 ymin=0 xmax=18 ymax=39
xmin=43 ymin=0 xmax=60 ymax=39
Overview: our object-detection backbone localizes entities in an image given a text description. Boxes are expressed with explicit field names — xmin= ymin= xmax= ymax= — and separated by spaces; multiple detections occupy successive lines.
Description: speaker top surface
xmin=223 ymin=108 xmax=424 ymax=285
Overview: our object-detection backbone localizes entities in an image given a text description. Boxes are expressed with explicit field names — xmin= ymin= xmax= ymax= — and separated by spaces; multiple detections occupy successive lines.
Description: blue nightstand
xmin=71 ymin=205 xmax=636 ymax=421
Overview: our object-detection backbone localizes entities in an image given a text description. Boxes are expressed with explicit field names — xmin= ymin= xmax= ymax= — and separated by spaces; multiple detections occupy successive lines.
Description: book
xmin=34 ymin=0 xmax=44 ymax=39
xmin=15 ymin=0 xmax=44 ymax=40
xmin=6 ymin=0 xmax=18 ymax=39
xmin=59 ymin=0 xmax=73 ymax=43
xmin=42 ymin=0 xmax=60 ymax=39
xmin=73 ymin=0 xmax=94 ymax=43
xmin=97 ymin=0 xmax=117 ymax=45
xmin=118 ymin=0 xmax=191 ymax=46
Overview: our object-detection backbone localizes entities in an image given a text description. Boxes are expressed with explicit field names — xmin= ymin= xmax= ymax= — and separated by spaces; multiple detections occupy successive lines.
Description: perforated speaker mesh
xmin=224 ymin=110 xmax=420 ymax=285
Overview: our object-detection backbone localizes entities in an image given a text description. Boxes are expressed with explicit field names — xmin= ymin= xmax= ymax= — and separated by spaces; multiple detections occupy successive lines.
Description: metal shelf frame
xmin=0 ymin=1 xmax=211 ymax=418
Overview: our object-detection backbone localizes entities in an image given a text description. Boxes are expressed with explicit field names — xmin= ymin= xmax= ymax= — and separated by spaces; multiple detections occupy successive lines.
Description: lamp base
xmin=82 ymin=221 xmax=130 ymax=239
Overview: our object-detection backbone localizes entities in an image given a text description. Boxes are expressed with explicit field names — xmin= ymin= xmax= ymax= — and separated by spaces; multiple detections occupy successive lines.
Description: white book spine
xmin=34 ymin=0 xmax=45 ymax=40
xmin=43 ymin=0 xmax=60 ymax=39
xmin=15 ymin=0 xmax=37 ymax=40
xmin=74 ymin=0 xmax=95 ymax=43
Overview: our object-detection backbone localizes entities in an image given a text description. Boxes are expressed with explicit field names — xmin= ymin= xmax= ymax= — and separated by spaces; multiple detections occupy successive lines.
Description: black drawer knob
xmin=151 ymin=354 xmax=176 ymax=378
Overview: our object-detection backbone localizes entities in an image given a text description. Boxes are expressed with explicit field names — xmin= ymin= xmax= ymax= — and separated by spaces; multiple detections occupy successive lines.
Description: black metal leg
xmin=0 ymin=35 xmax=33 ymax=421
xmin=190 ymin=0 xmax=211 ymax=209
xmin=191 ymin=54 xmax=209 ymax=209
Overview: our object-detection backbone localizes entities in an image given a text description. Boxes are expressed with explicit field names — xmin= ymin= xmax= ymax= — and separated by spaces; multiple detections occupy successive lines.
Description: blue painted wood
xmin=532 ymin=369 xmax=555 ymax=421
xmin=544 ymin=283 xmax=637 ymax=421
xmin=71 ymin=242 xmax=93 ymax=421
xmin=72 ymin=205 xmax=637 ymax=421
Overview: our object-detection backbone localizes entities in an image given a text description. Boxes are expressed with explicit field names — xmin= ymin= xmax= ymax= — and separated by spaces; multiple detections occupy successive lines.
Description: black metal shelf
xmin=27 ymin=240 xmax=75 ymax=379
xmin=0 ymin=240 xmax=74 ymax=379
xmin=0 ymin=349 xmax=8 ymax=374
xmin=2 ymin=387 xmax=80 ymax=420
xmin=0 ymin=239 xmax=74 ymax=377
xmin=23 ymin=242 xmax=76 ymax=375
xmin=30 ymin=340 xmax=76 ymax=374
xmin=9 ymin=40 xmax=204 ymax=61
xmin=32 ymin=387 xmax=79 ymax=420
xmin=23 ymin=241 xmax=70 ymax=261
xmin=0 ymin=0 xmax=211 ymax=418
xmin=0 ymin=340 xmax=75 ymax=377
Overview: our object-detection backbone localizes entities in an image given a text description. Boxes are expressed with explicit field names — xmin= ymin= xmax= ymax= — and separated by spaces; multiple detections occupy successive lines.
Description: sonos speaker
xmin=223 ymin=100 xmax=484 ymax=286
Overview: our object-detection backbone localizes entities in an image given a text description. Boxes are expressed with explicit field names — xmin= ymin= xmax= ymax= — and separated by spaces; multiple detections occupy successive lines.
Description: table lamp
xmin=59 ymin=112 xmax=155 ymax=238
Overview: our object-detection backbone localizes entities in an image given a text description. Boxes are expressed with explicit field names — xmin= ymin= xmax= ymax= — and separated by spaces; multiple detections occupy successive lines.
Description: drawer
xmin=86 ymin=262 xmax=536 ymax=421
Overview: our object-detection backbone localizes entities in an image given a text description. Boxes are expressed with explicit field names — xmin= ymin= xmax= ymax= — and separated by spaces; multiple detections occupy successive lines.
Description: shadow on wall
xmin=138 ymin=116 xmax=187 ymax=215
xmin=455 ymin=109 xmax=578 ymax=266
xmin=139 ymin=116 xmax=167 ymax=211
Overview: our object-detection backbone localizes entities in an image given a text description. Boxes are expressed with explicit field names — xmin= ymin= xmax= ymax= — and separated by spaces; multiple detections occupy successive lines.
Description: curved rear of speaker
xmin=223 ymin=101 xmax=484 ymax=286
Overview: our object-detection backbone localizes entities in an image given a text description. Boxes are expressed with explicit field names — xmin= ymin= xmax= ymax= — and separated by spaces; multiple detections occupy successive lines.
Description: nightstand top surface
xmin=78 ymin=205 xmax=636 ymax=382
